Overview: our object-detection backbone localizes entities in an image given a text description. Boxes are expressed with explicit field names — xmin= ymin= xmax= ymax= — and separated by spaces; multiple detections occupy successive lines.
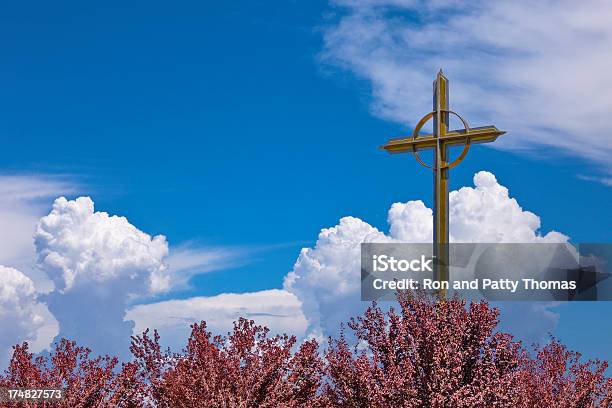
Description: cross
xmin=380 ymin=70 xmax=505 ymax=296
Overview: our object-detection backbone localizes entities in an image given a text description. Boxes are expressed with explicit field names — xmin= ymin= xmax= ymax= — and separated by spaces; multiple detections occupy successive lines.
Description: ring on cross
xmin=411 ymin=110 xmax=471 ymax=170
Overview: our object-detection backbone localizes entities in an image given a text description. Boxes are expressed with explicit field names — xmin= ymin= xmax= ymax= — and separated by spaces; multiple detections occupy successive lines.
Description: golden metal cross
xmin=380 ymin=70 xmax=505 ymax=296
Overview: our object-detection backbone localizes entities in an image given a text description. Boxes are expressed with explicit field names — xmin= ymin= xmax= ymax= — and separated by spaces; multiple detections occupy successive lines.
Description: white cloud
xmin=126 ymin=289 xmax=307 ymax=350
xmin=284 ymin=171 xmax=567 ymax=342
xmin=284 ymin=217 xmax=392 ymax=338
xmin=32 ymin=196 xmax=171 ymax=358
xmin=388 ymin=200 xmax=432 ymax=242
xmin=449 ymin=171 xmax=567 ymax=243
xmin=34 ymin=196 xmax=169 ymax=293
xmin=0 ymin=266 xmax=53 ymax=367
xmin=31 ymin=196 xmax=247 ymax=359
xmin=323 ymin=0 xmax=612 ymax=175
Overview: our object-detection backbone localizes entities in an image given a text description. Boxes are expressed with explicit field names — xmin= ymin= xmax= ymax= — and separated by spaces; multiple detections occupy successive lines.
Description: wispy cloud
xmin=0 ymin=174 xmax=77 ymax=203
xmin=0 ymin=175 xmax=78 ymax=291
xmin=322 ymin=0 xmax=612 ymax=175
xmin=162 ymin=243 xmax=249 ymax=292
xmin=577 ymin=174 xmax=612 ymax=187
xmin=126 ymin=289 xmax=307 ymax=351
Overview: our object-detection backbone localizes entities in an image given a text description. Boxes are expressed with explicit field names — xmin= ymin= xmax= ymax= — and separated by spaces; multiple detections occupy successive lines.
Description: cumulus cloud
xmin=388 ymin=200 xmax=432 ymax=242
xmin=284 ymin=171 xmax=566 ymax=343
xmin=450 ymin=172 xmax=568 ymax=243
xmin=284 ymin=217 xmax=392 ymax=338
xmin=31 ymin=196 xmax=247 ymax=359
xmin=33 ymin=196 xmax=169 ymax=358
xmin=374 ymin=171 xmax=567 ymax=244
xmin=126 ymin=289 xmax=307 ymax=350
xmin=322 ymin=0 xmax=612 ymax=178
xmin=0 ymin=266 xmax=51 ymax=367
xmin=35 ymin=196 xmax=169 ymax=294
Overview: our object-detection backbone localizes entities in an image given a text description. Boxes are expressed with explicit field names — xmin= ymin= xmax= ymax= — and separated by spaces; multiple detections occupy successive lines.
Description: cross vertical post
xmin=380 ymin=70 xmax=506 ymax=298
xmin=433 ymin=71 xmax=450 ymax=294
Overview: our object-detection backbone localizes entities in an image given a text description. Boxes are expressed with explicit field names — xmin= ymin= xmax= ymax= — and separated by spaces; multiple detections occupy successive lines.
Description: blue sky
xmin=0 ymin=1 xmax=610 ymax=365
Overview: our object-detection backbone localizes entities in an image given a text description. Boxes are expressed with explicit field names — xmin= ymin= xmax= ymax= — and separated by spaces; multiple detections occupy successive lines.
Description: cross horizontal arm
xmin=380 ymin=126 xmax=505 ymax=154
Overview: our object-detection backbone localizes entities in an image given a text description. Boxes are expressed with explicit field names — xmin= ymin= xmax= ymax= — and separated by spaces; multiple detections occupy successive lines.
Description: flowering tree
xmin=322 ymin=292 xmax=612 ymax=407
xmin=0 ymin=339 xmax=139 ymax=407
xmin=323 ymin=292 xmax=526 ymax=407
xmin=2 ymin=293 xmax=611 ymax=407
xmin=515 ymin=339 xmax=612 ymax=407
xmin=128 ymin=318 xmax=324 ymax=407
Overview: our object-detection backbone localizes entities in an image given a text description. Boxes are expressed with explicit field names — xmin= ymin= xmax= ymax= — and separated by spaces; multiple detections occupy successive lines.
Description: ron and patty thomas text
xmin=370 ymin=255 xmax=577 ymax=292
